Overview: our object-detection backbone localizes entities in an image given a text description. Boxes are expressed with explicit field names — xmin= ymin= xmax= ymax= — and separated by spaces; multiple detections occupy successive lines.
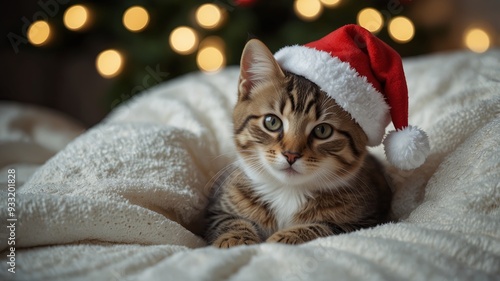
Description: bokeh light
xmin=294 ymin=0 xmax=323 ymax=21
xmin=96 ymin=49 xmax=124 ymax=78
xmin=195 ymin=4 xmax=223 ymax=29
xmin=123 ymin=6 xmax=150 ymax=32
xmin=320 ymin=0 xmax=341 ymax=8
xmin=63 ymin=5 xmax=90 ymax=31
xmin=27 ymin=20 xmax=51 ymax=46
xmin=197 ymin=37 xmax=226 ymax=73
xmin=169 ymin=26 xmax=199 ymax=55
xmin=464 ymin=28 xmax=491 ymax=53
xmin=357 ymin=8 xmax=383 ymax=33
xmin=388 ymin=16 xmax=415 ymax=43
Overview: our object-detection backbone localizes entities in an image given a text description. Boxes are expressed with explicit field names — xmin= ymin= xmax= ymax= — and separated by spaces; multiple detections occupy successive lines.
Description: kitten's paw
xmin=212 ymin=233 xmax=260 ymax=248
xmin=266 ymin=232 xmax=306 ymax=245
xmin=267 ymin=224 xmax=334 ymax=245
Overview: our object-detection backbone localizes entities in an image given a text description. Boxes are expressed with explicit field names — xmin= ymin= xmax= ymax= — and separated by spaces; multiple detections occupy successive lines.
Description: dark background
xmin=2 ymin=0 xmax=499 ymax=128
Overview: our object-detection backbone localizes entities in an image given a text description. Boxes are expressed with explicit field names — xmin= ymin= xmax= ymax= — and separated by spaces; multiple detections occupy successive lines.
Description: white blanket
xmin=1 ymin=50 xmax=499 ymax=281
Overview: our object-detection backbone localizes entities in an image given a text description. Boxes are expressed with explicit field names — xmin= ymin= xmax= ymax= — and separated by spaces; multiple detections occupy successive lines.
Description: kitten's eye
xmin=313 ymin=124 xmax=333 ymax=139
xmin=263 ymin=115 xmax=282 ymax=132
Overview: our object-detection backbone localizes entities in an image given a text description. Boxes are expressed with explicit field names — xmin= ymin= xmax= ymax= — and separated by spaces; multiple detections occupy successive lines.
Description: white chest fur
xmin=252 ymin=182 xmax=309 ymax=230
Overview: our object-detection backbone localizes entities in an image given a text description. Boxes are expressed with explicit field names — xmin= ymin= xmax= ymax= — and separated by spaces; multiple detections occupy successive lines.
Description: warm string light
xmin=123 ymin=6 xmax=150 ymax=32
xmin=27 ymin=20 xmax=51 ymax=46
xmin=294 ymin=0 xmax=323 ymax=21
xmin=464 ymin=28 xmax=491 ymax=53
xmin=64 ymin=5 xmax=91 ymax=31
xmin=388 ymin=16 xmax=415 ymax=43
xmin=196 ymin=4 xmax=224 ymax=29
xmin=169 ymin=26 xmax=199 ymax=55
xmin=294 ymin=0 xmax=341 ymax=21
xmin=197 ymin=36 xmax=226 ymax=73
xmin=357 ymin=8 xmax=383 ymax=34
xmin=96 ymin=49 xmax=124 ymax=78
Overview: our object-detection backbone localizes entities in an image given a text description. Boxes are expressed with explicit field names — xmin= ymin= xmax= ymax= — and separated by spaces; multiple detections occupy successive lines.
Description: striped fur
xmin=204 ymin=39 xmax=391 ymax=248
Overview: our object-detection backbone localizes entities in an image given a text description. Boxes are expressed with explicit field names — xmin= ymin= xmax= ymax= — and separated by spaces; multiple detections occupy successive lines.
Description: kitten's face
xmin=234 ymin=40 xmax=368 ymax=188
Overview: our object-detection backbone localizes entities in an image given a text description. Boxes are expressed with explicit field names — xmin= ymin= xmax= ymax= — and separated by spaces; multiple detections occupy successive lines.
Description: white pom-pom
xmin=383 ymin=125 xmax=430 ymax=170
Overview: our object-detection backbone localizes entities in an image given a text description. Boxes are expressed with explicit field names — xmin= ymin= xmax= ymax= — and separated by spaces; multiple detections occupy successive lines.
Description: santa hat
xmin=274 ymin=24 xmax=430 ymax=170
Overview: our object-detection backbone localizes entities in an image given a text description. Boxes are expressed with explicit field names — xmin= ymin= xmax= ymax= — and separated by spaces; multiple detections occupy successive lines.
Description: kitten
xmin=204 ymin=39 xmax=392 ymax=248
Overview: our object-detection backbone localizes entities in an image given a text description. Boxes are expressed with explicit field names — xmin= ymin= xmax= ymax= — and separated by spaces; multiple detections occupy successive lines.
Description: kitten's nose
xmin=282 ymin=151 xmax=302 ymax=165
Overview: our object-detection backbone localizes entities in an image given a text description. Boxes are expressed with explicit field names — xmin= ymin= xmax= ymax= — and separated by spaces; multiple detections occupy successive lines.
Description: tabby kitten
xmin=205 ymin=39 xmax=392 ymax=248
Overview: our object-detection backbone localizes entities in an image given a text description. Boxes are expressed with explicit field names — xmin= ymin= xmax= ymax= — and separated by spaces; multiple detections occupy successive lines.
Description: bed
xmin=1 ymin=50 xmax=499 ymax=281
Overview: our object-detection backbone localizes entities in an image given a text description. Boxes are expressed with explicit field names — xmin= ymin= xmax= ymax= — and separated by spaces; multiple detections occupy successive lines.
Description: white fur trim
xmin=274 ymin=45 xmax=390 ymax=146
xmin=383 ymin=125 xmax=430 ymax=170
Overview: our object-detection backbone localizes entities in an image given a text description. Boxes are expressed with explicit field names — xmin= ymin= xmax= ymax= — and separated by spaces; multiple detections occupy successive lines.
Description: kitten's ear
xmin=239 ymin=39 xmax=285 ymax=99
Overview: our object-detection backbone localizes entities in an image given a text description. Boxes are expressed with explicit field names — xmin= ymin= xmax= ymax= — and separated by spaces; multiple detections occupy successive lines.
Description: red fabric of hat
xmin=305 ymin=24 xmax=408 ymax=131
